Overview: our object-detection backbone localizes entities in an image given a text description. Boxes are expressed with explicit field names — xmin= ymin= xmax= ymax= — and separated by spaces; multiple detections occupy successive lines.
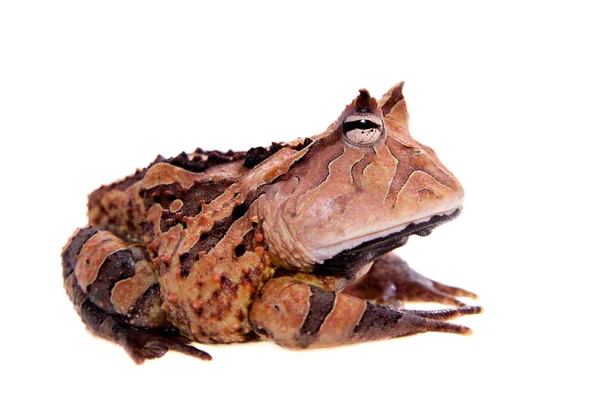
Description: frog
xmin=62 ymin=82 xmax=481 ymax=363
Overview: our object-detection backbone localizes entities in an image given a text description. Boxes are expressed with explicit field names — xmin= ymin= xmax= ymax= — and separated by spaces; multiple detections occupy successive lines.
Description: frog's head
xmin=256 ymin=82 xmax=464 ymax=277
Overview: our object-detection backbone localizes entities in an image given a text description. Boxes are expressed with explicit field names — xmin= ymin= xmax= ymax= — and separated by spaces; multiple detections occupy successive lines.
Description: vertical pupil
xmin=342 ymin=119 xmax=379 ymax=133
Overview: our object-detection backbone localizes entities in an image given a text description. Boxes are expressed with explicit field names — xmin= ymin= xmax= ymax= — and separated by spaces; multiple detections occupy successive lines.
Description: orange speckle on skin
xmin=192 ymin=299 xmax=203 ymax=310
xmin=255 ymin=246 xmax=265 ymax=256
xmin=254 ymin=232 xmax=264 ymax=243
xmin=161 ymin=302 xmax=169 ymax=311
xmin=168 ymin=293 xmax=178 ymax=302
xmin=213 ymin=272 xmax=222 ymax=283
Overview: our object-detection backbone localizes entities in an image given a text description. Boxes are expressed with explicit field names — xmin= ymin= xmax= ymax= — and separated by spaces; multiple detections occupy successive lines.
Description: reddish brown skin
xmin=62 ymin=82 xmax=481 ymax=363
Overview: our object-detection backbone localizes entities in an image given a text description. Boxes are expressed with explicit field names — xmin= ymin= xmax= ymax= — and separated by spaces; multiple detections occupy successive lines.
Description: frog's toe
xmin=344 ymin=253 xmax=479 ymax=307
xmin=113 ymin=323 xmax=212 ymax=364
xmin=433 ymin=280 xmax=478 ymax=300
xmin=403 ymin=305 xmax=483 ymax=321
xmin=400 ymin=277 xmax=478 ymax=307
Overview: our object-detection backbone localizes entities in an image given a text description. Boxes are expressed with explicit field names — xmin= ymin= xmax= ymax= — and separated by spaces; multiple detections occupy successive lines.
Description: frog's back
xmin=87 ymin=148 xmax=247 ymax=243
xmin=81 ymin=141 xmax=313 ymax=345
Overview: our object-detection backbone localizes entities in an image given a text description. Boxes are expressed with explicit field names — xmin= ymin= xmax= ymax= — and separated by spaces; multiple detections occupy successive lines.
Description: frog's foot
xmin=70 ymin=285 xmax=212 ymax=363
xmin=343 ymin=252 xmax=478 ymax=307
xmin=70 ymin=282 xmax=212 ymax=364
xmin=112 ymin=322 xmax=212 ymax=364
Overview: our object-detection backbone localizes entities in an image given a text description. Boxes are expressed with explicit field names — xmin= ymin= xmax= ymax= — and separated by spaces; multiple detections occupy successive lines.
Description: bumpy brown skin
xmin=62 ymin=82 xmax=481 ymax=363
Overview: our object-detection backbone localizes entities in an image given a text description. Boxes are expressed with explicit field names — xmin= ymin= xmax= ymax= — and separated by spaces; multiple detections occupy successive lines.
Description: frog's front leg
xmin=249 ymin=277 xmax=480 ymax=349
xmin=343 ymin=252 xmax=478 ymax=307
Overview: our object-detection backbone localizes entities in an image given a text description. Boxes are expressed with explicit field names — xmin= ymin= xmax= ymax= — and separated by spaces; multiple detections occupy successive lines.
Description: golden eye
xmin=342 ymin=114 xmax=383 ymax=146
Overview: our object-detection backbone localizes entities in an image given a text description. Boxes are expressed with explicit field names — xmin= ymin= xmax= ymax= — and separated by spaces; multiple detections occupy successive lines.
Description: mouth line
xmin=312 ymin=207 xmax=462 ymax=279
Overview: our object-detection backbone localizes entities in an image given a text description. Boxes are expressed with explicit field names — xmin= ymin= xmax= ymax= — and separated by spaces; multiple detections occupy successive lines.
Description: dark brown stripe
xmin=265 ymin=131 xmax=345 ymax=202
xmin=235 ymin=137 xmax=329 ymax=208
xmin=61 ymin=226 xmax=98 ymax=279
xmin=296 ymin=286 xmax=336 ymax=347
xmin=310 ymin=149 xmax=347 ymax=192
xmin=127 ymin=283 xmax=160 ymax=316
xmin=244 ymin=138 xmax=313 ymax=169
xmin=200 ymin=215 xmax=232 ymax=248
xmin=244 ymin=142 xmax=284 ymax=168
xmin=384 ymin=151 xmax=403 ymax=203
xmin=89 ymin=149 xmax=243 ymax=211
xmin=142 ymin=179 xmax=232 ymax=233
xmin=127 ymin=284 xmax=168 ymax=327
xmin=384 ymin=138 xmax=415 ymax=203
xmin=352 ymin=302 xmax=402 ymax=341
xmin=87 ymin=249 xmax=136 ymax=312
xmin=350 ymin=148 xmax=375 ymax=188
xmin=179 ymin=202 xmax=250 ymax=277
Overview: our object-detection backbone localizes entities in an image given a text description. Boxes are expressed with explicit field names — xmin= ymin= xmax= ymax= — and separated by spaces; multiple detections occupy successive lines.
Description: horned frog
xmin=62 ymin=82 xmax=481 ymax=363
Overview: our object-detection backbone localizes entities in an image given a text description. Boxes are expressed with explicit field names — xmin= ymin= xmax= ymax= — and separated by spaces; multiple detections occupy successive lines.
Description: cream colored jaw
xmin=309 ymin=207 xmax=461 ymax=263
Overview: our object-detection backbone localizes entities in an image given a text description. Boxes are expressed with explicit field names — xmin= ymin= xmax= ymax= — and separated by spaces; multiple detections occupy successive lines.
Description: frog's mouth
xmin=312 ymin=207 xmax=461 ymax=279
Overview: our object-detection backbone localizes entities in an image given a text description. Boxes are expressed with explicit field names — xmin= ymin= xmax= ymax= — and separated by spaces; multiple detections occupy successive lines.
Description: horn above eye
xmin=342 ymin=114 xmax=384 ymax=146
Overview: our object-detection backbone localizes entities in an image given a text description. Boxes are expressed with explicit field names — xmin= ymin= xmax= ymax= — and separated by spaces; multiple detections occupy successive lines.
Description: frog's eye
xmin=342 ymin=114 xmax=384 ymax=146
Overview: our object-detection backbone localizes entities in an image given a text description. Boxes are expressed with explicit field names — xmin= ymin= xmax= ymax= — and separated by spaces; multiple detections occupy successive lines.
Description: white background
xmin=1 ymin=1 xmax=598 ymax=399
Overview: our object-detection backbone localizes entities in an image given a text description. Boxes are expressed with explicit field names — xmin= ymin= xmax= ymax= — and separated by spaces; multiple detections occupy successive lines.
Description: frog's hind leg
xmin=62 ymin=226 xmax=211 ymax=363
xmin=343 ymin=252 xmax=478 ymax=307
xmin=249 ymin=277 xmax=481 ymax=349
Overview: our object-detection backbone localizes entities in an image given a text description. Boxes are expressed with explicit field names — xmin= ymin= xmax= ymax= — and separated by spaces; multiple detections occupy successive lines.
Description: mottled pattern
xmin=62 ymin=82 xmax=481 ymax=363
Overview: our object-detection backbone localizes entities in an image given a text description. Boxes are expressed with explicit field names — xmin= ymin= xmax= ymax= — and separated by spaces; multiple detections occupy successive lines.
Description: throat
xmin=312 ymin=208 xmax=461 ymax=279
